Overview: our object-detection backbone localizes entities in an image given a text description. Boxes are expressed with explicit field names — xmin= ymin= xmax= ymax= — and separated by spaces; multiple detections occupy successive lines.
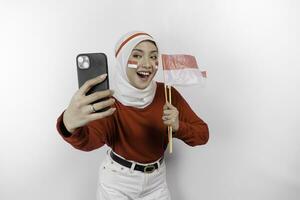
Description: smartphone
xmin=76 ymin=53 xmax=109 ymax=112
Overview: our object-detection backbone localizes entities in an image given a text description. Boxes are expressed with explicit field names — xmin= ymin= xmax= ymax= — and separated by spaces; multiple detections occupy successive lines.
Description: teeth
xmin=138 ymin=71 xmax=150 ymax=76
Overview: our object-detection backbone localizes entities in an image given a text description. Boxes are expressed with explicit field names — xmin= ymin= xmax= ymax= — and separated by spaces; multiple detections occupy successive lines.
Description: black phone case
xmin=76 ymin=53 xmax=109 ymax=112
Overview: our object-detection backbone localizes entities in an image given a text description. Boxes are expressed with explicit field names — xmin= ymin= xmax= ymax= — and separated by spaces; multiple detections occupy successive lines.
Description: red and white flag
xmin=161 ymin=54 xmax=207 ymax=86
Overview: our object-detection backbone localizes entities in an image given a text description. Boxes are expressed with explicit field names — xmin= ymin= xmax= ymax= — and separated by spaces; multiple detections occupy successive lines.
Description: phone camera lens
xmin=83 ymin=61 xmax=89 ymax=69
xmin=78 ymin=56 xmax=84 ymax=63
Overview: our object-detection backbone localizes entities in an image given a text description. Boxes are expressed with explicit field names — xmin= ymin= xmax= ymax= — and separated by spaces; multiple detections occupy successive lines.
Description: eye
xmin=133 ymin=54 xmax=142 ymax=59
xmin=151 ymin=55 xmax=157 ymax=60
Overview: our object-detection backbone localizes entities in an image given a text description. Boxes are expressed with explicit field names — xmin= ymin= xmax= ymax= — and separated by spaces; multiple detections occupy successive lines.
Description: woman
xmin=56 ymin=31 xmax=209 ymax=200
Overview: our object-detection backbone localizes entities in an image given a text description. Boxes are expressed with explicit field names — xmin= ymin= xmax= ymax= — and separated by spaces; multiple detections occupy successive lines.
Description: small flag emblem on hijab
xmin=161 ymin=54 xmax=207 ymax=86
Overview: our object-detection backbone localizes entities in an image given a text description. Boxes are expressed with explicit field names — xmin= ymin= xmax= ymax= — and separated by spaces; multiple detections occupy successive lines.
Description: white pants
xmin=97 ymin=149 xmax=171 ymax=200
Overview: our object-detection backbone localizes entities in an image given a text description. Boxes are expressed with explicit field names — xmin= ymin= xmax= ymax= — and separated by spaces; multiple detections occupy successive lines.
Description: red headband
xmin=115 ymin=32 xmax=152 ymax=57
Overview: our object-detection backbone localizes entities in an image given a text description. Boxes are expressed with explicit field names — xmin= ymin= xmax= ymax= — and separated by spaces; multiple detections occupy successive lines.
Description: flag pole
xmin=164 ymin=85 xmax=173 ymax=153
xmin=168 ymin=85 xmax=173 ymax=153
xmin=162 ymin=55 xmax=173 ymax=154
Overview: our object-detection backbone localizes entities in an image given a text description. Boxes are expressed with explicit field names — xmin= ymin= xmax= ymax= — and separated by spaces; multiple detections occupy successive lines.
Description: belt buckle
xmin=144 ymin=165 xmax=155 ymax=173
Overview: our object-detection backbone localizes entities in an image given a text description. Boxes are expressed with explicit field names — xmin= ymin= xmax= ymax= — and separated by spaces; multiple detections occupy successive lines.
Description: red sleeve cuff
xmin=172 ymin=121 xmax=187 ymax=139
xmin=56 ymin=111 xmax=83 ymax=139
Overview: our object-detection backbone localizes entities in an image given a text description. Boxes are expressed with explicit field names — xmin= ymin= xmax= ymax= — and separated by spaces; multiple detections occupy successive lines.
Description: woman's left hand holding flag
xmin=162 ymin=102 xmax=179 ymax=132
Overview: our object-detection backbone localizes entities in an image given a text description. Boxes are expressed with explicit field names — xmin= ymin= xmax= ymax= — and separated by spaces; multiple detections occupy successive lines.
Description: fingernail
xmin=100 ymin=73 xmax=107 ymax=78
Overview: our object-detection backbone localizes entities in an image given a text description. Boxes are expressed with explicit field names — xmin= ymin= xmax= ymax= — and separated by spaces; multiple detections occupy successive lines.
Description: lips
xmin=136 ymin=71 xmax=152 ymax=80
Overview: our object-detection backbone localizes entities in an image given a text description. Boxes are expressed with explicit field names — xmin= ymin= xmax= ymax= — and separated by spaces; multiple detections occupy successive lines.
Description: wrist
xmin=63 ymin=112 xmax=76 ymax=133
xmin=173 ymin=121 xmax=179 ymax=132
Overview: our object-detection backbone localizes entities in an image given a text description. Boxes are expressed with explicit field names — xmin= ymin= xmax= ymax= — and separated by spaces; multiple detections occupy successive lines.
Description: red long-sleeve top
xmin=56 ymin=82 xmax=209 ymax=163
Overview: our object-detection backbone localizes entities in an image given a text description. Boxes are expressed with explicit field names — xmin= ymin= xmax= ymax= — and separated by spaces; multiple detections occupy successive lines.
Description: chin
xmin=133 ymin=78 xmax=153 ymax=89
xmin=134 ymin=82 xmax=150 ymax=89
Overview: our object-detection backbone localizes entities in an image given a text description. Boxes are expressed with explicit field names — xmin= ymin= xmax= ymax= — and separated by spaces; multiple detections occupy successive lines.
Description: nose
xmin=141 ymin=57 xmax=152 ymax=69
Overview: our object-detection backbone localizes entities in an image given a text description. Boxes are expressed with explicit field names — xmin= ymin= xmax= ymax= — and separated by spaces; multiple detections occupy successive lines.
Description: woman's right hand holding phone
xmin=63 ymin=74 xmax=116 ymax=133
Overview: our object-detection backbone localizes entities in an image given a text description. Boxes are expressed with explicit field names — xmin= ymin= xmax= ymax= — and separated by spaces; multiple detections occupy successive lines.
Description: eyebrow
xmin=132 ymin=49 xmax=158 ymax=53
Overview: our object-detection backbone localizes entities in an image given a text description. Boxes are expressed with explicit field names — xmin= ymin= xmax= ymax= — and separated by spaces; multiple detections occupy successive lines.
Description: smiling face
xmin=126 ymin=40 xmax=158 ymax=89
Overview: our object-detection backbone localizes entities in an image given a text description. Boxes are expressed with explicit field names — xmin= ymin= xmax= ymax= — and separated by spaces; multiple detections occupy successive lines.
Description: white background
xmin=0 ymin=0 xmax=299 ymax=199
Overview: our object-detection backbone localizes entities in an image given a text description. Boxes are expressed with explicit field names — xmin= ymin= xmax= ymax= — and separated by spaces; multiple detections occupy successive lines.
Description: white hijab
xmin=112 ymin=31 xmax=158 ymax=108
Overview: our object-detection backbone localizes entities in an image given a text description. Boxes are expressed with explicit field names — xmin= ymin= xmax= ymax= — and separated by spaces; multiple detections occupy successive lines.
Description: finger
xmin=164 ymin=109 xmax=179 ymax=118
xmin=82 ymin=90 xmax=114 ymax=105
xmin=92 ymin=98 xmax=115 ymax=111
xmin=78 ymin=74 xmax=107 ymax=95
xmin=163 ymin=111 xmax=179 ymax=120
xmin=82 ymin=104 xmax=95 ymax=114
xmin=162 ymin=114 xmax=176 ymax=120
xmin=164 ymin=102 xmax=175 ymax=110
xmin=163 ymin=110 xmax=173 ymax=115
xmin=163 ymin=104 xmax=168 ymax=110
xmin=163 ymin=119 xmax=175 ymax=126
xmin=162 ymin=115 xmax=168 ymax=121
xmin=165 ymin=102 xmax=176 ymax=109
xmin=88 ymin=107 xmax=116 ymax=121
xmin=82 ymin=98 xmax=115 ymax=114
